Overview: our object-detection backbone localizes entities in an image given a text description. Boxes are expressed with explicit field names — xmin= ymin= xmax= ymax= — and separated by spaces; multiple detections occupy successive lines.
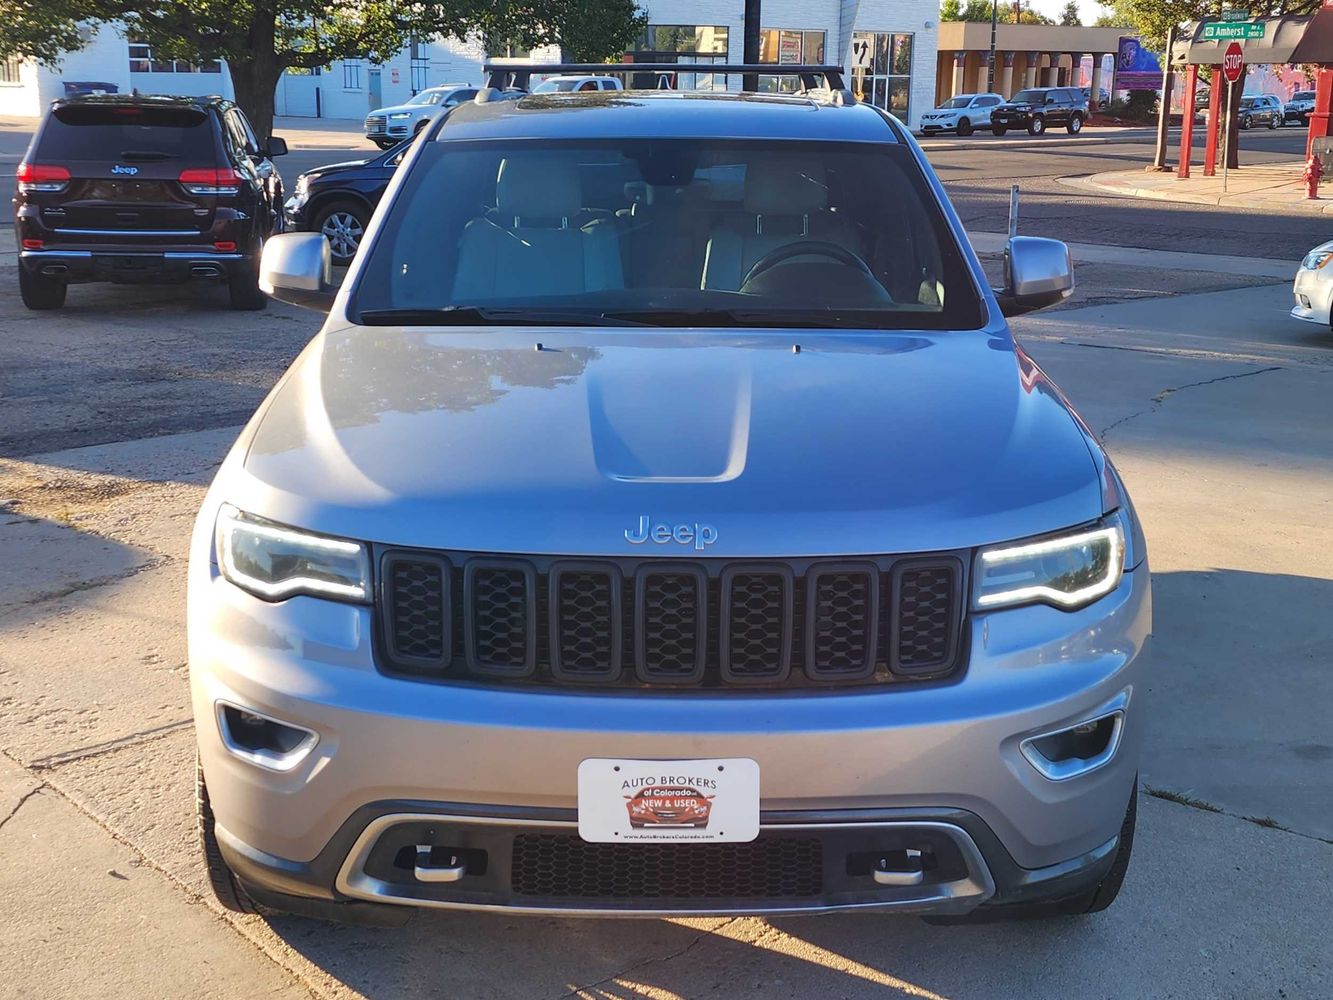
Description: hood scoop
xmin=587 ymin=349 xmax=751 ymax=483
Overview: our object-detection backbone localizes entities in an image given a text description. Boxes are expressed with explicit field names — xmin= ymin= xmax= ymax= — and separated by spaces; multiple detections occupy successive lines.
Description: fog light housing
xmin=216 ymin=702 xmax=318 ymax=771
xmin=1020 ymin=702 xmax=1126 ymax=781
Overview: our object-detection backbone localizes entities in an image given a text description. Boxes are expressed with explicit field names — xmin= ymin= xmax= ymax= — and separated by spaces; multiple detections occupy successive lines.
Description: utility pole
xmin=743 ymin=0 xmax=761 ymax=92
xmin=988 ymin=0 xmax=999 ymax=93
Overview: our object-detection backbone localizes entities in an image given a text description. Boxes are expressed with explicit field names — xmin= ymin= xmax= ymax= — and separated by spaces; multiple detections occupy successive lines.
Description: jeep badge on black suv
xmin=14 ymin=94 xmax=287 ymax=311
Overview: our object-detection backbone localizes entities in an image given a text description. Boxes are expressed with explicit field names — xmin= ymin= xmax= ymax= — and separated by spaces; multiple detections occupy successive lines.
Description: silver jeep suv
xmin=191 ymin=63 xmax=1150 ymax=925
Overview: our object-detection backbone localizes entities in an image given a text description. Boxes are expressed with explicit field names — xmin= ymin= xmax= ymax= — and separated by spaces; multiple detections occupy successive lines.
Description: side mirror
xmin=264 ymin=136 xmax=289 ymax=157
xmin=995 ymin=236 xmax=1073 ymax=317
xmin=259 ymin=232 xmax=334 ymax=310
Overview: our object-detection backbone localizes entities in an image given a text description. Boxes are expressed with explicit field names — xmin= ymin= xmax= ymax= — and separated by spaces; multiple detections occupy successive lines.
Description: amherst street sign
xmin=1201 ymin=22 xmax=1266 ymax=40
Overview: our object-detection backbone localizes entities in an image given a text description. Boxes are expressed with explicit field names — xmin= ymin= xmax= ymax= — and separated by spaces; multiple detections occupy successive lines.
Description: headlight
xmin=388 ymin=112 xmax=412 ymax=120
xmin=974 ymin=513 xmax=1126 ymax=611
xmin=216 ymin=504 xmax=371 ymax=603
xmin=292 ymin=175 xmax=309 ymax=198
xmin=1302 ymin=250 xmax=1333 ymax=270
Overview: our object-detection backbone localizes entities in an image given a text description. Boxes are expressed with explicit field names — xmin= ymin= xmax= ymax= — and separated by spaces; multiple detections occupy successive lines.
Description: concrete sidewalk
xmin=272 ymin=116 xmax=377 ymax=152
xmin=1070 ymin=160 xmax=1333 ymax=215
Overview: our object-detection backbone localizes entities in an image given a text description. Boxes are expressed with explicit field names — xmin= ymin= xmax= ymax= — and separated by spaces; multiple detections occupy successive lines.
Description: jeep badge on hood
xmin=624 ymin=515 xmax=718 ymax=551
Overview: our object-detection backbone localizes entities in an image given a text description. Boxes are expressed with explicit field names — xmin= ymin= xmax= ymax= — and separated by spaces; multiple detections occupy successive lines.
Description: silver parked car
xmin=918 ymin=93 xmax=1005 ymax=137
xmin=1284 ymin=90 xmax=1315 ymax=126
xmin=364 ymin=84 xmax=476 ymax=148
xmin=1292 ymin=240 xmax=1333 ymax=329
xmin=192 ymin=63 xmax=1149 ymax=926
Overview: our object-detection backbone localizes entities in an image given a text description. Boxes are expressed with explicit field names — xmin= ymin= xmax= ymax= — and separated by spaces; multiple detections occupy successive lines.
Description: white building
xmin=0 ymin=1 xmax=938 ymax=127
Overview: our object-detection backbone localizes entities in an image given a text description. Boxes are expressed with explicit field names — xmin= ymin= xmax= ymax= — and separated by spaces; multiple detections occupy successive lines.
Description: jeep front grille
xmin=376 ymin=550 xmax=966 ymax=688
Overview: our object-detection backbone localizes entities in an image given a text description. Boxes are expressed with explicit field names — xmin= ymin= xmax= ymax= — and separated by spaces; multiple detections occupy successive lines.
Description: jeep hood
xmin=236 ymin=327 xmax=1103 ymax=556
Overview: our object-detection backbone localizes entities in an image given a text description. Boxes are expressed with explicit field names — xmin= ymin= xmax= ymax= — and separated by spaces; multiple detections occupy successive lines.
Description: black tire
xmin=1241 ymin=115 xmax=1252 ymax=131
xmin=18 ymin=267 xmax=67 ymax=310
xmin=1267 ymin=115 xmax=1278 ymax=130
xmin=923 ymin=781 xmax=1137 ymax=924
xmin=227 ymin=252 xmax=267 ymax=311
xmin=373 ymin=139 xmax=396 ymax=150
xmin=1028 ymin=116 xmax=1045 ymax=136
xmin=312 ymin=198 xmax=369 ymax=266
xmin=957 ymin=117 xmax=973 ymax=137
xmin=197 ymin=759 xmax=260 ymax=915
xmin=992 ymin=125 xmax=1008 ymax=136
xmin=413 ymin=119 xmax=429 ymax=136
xmin=1067 ymin=113 xmax=1083 ymax=135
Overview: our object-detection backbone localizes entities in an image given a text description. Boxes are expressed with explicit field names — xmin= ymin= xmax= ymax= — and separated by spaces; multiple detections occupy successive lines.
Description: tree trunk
xmin=227 ymin=8 xmax=283 ymax=141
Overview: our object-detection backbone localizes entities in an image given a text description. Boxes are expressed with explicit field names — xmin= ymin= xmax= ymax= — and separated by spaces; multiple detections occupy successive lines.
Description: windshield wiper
xmin=598 ymin=308 xmax=867 ymax=329
xmin=119 ymin=150 xmax=177 ymax=162
xmin=356 ymin=306 xmax=645 ymax=327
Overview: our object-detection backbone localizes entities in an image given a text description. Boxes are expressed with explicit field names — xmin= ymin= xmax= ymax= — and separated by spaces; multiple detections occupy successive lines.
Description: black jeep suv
xmin=14 ymin=95 xmax=287 ymax=311
xmin=990 ymin=87 xmax=1089 ymax=136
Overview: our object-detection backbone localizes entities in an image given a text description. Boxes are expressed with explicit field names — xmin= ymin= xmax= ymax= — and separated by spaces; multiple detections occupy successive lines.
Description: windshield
xmin=406 ymin=91 xmax=442 ymax=106
xmin=1240 ymin=97 xmax=1255 ymax=108
xmin=1293 ymin=91 xmax=1314 ymax=101
xmin=940 ymin=97 xmax=972 ymax=109
xmin=533 ymin=79 xmax=584 ymax=93
xmin=351 ymin=138 xmax=983 ymax=330
xmin=1010 ymin=90 xmax=1044 ymax=104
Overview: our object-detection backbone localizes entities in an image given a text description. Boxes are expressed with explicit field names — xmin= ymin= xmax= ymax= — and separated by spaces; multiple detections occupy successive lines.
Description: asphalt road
xmin=922 ymin=126 xmax=1328 ymax=261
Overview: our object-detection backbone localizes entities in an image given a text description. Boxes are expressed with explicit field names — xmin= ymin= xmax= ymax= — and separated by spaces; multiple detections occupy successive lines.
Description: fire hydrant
xmin=1305 ymin=153 xmax=1323 ymax=200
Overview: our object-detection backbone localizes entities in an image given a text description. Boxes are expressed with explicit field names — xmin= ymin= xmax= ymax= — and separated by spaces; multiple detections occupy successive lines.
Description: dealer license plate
xmin=577 ymin=758 xmax=760 ymax=843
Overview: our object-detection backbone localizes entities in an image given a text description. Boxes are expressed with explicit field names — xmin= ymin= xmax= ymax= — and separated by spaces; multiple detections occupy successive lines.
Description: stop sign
xmin=1222 ymin=41 xmax=1244 ymax=84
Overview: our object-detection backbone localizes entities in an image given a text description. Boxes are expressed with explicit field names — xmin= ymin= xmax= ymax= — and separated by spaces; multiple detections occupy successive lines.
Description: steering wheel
xmin=740 ymin=240 xmax=875 ymax=291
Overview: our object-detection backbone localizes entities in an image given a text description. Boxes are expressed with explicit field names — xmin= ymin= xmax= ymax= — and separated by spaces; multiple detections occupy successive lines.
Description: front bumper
xmin=19 ymin=248 xmax=246 ymax=284
xmin=1291 ymin=267 xmax=1333 ymax=325
xmin=190 ymin=539 xmax=1150 ymax=914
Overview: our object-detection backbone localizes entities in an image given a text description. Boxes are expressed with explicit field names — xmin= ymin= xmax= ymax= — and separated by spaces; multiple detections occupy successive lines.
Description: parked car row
xmin=920 ymin=87 xmax=1090 ymax=138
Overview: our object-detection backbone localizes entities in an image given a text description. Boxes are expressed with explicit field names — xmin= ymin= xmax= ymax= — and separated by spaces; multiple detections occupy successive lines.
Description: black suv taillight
xmin=16 ymin=162 xmax=70 ymax=193
xmin=178 ymin=167 xmax=241 ymax=195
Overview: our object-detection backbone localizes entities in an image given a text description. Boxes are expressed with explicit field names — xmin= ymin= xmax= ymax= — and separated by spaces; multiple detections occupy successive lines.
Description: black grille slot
xmin=634 ymin=566 xmax=707 ymax=683
xmin=892 ymin=560 xmax=963 ymax=675
xmin=380 ymin=553 xmax=450 ymax=670
xmin=805 ymin=564 xmax=879 ymax=680
xmin=510 ymin=834 xmax=823 ymax=899
xmin=464 ymin=560 xmax=537 ymax=677
xmin=720 ymin=566 xmax=793 ymax=683
xmin=549 ymin=562 xmax=622 ymax=681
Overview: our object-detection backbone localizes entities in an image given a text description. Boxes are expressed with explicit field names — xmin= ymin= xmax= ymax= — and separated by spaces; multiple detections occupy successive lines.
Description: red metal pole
xmin=1178 ymin=64 xmax=1197 ymax=179
xmin=1308 ymin=67 xmax=1333 ymax=160
xmin=1203 ymin=67 xmax=1221 ymax=176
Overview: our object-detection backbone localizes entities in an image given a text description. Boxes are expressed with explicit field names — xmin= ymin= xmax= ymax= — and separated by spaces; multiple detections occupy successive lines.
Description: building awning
xmin=1171 ymin=14 xmax=1329 ymax=66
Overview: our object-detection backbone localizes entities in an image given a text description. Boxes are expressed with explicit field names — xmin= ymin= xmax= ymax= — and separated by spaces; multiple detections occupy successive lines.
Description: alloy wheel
xmin=320 ymin=211 xmax=365 ymax=261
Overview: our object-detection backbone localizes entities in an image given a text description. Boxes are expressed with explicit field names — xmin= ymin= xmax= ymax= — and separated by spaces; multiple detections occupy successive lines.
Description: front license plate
xmin=577 ymin=758 xmax=760 ymax=843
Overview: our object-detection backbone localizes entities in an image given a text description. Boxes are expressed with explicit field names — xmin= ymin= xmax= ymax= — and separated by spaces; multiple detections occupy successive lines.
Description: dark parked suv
xmin=14 ymin=94 xmax=287 ymax=311
xmin=991 ymin=87 xmax=1088 ymax=136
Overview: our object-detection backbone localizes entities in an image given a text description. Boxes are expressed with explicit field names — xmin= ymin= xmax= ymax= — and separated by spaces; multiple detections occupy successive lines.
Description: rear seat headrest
xmin=743 ymin=159 xmax=829 ymax=216
xmin=497 ymin=157 xmax=582 ymax=221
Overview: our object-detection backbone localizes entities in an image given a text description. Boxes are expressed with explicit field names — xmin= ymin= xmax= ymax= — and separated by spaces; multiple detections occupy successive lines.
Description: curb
xmin=1058 ymin=171 xmax=1333 ymax=216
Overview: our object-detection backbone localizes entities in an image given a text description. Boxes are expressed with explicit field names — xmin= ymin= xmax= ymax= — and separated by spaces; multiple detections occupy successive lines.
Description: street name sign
xmin=1201 ymin=22 xmax=1265 ymax=40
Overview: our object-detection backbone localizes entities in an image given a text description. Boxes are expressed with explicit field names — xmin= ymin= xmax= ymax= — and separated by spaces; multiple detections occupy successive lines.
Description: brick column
xmin=1024 ymin=52 xmax=1039 ymax=89
xmin=952 ymin=51 xmax=967 ymax=97
xmin=999 ymin=52 xmax=1015 ymax=97
xmin=1044 ymin=54 xmax=1061 ymax=87
xmin=1089 ymin=55 xmax=1105 ymax=111
xmin=1067 ymin=52 xmax=1085 ymax=89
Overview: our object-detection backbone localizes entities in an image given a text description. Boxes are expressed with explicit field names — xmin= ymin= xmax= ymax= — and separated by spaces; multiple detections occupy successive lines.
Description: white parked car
xmin=531 ymin=74 xmax=625 ymax=94
xmin=364 ymin=84 xmax=477 ymax=149
xmin=1292 ymin=240 xmax=1333 ymax=330
xmin=919 ymin=93 xmax=1006 ymax=137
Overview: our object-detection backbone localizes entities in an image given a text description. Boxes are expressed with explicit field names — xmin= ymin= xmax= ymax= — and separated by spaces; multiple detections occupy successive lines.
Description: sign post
xmin=1221 ymin=41 xmax=1244 ymax=192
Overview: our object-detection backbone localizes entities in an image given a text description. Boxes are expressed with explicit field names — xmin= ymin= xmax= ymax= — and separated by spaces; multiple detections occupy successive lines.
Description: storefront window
xmin=851 ymin=31 xmax=913 ymax=119
xmin=758 ymin=29 xmax=826 ymax=93
xmin=631 ymin=25 xmax=729 ymax=90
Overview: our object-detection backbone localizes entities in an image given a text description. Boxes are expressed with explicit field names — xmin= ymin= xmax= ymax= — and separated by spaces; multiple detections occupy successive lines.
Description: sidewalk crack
xmin=1101 ymin=365 xmax=1282 ymax=439
xmin=0 ymin=784 xmax=45 ymax=833
xmin=545 ymin=917 xmax=742 ymax=1000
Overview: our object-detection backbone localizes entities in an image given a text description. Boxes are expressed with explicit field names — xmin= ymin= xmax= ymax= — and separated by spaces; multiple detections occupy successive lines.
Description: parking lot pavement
xmin=1 ymin=249 xmax=1330 ymax=997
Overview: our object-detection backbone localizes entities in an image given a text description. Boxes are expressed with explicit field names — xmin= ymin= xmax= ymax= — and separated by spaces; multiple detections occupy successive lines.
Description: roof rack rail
xmin=479 ymin=62 xmax=855 ymax=104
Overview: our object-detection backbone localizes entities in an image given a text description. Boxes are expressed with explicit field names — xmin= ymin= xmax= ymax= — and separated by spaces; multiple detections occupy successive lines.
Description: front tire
xmin=1267 ymin=115 xmax=1278 ymax=130
xmin=197 ymin=760 xmax=260 ymax=914
xmin=992 ymin=124 xmax=1008 ymax=136
xmin=957 ymin=117 xmax=974 ymax=137
xmin=1028 ymin=116 xmax=1045 ymax=136
xmin=313 ymin=199 xmax=369 ymax=266
xmin=1067 ymin=113 xmax=1083 ymax=134
xmin=1241 ymin=115 xmax=1252 ymax=130
xmin=19 ymin=267 xmax=67 ymax=310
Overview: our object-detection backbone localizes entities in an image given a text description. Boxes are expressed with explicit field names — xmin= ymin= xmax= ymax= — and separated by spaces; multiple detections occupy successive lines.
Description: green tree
xmin=942 ymin=0 xmax=1055 ymax=23
xmin=0 ymin=0 xmax=647 ymax=139
xmin=1060 ymin=1 xmax=1083 ymax=24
